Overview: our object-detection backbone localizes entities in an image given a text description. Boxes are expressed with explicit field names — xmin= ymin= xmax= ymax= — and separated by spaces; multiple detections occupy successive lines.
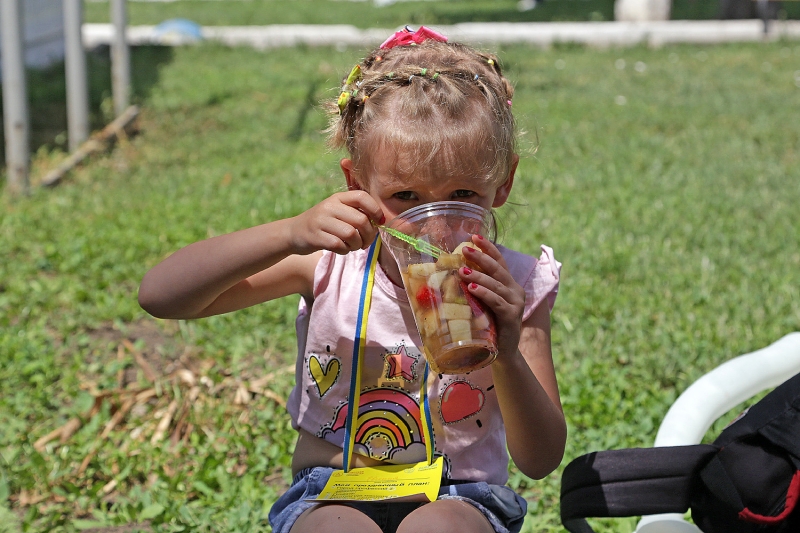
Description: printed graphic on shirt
xmin=307 ymin=352 xmax=341 ymax=398
xmin=439 ymin=379 xmax=485 ymax=425
xmin=383 ymin=344 xmax=420 ymax=382
xmin=318 ymin=387 xmax=430 ymax=464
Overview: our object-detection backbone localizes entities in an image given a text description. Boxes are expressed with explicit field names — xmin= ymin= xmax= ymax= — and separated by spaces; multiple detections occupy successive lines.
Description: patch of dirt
xmin=84 ymin=318 xmax=210 ymax=387
xmin=19 ymin=319 xmax=295 ymax=529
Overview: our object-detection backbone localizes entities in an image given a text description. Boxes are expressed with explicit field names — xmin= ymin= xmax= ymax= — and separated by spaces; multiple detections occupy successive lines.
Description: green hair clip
xmin=338 ymin=64 xmax=363 ymax=114
xmin=345 ymin=64 xmax=362 ymax=85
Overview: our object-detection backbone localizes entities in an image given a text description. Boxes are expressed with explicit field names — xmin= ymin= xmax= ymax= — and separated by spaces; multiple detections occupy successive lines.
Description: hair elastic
xmin=380 ymin=25 xmax=448 ymax=50
xmin=345 ymin=64 xmax=362 ymax=85
xmin=337 ymin=91 xmax=350 ymax=113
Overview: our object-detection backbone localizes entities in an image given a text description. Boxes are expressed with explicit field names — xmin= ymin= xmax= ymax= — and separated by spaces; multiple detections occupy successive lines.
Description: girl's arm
xmin=459 ymin=239 xmax=566 ymax=480
xmin=489 ymin=305 xmax=566 ymax=480
xmin=138 ymin=190 xmax=383 ymax=319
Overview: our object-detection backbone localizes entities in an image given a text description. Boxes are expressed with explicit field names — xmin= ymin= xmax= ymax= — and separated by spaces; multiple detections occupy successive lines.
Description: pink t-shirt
xmin=286 ymin=244 xmax=561 ymax=485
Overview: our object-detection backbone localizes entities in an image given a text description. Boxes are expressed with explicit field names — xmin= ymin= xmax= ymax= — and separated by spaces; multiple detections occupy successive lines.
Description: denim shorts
xmin=268 ymin=467 xmax=528 ymax=533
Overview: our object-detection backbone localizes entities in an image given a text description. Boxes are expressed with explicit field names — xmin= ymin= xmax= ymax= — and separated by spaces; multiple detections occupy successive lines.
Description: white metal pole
xmin=63 ymin=0 xmax=89 ymax=152
xmin=110 ymin=0 xmax=130 ymax=117
xmin=1 ymin=0 xmax=30 ymax=194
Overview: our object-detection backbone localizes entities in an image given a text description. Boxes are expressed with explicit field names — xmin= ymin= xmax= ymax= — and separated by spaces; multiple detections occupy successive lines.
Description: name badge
xmin=311 ymin=457 xmax=444 ymax=503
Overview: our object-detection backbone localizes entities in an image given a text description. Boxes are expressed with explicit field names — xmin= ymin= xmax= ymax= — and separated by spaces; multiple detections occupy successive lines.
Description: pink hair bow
xmin=380 ymin=25 xmax=448 ymax=50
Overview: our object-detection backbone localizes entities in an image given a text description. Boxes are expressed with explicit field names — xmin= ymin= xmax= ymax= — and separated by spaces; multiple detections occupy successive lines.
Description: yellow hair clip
xmin=337 ymin=91 xmax=350 ymax=114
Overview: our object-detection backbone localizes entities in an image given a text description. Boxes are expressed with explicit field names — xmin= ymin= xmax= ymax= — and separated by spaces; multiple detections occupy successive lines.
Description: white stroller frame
xmin=634 ymin=332 xmax=800 ymax=533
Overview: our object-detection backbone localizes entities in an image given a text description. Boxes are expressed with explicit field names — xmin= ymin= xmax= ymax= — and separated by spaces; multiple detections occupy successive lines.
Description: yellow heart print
xmin=309 ymin=355 xmax=340 ymax=397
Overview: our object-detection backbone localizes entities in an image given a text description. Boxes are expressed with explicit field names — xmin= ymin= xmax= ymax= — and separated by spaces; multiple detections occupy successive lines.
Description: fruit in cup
xmin=415 ymin=285 xmax=438 ymax=308
xmin=402 ymin=242 xmax=498 ymax=373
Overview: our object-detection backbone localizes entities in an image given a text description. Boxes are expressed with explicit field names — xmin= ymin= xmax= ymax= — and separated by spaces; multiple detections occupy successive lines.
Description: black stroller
xmin=560 ymin=333 xmax=800 ymax=533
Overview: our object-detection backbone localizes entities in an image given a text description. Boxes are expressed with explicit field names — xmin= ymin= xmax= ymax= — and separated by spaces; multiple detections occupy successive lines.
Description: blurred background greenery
xmin=2 ymin=2 xmax=800 ymax=532
xmin=81 ymin=0 xmax=800 ymax=26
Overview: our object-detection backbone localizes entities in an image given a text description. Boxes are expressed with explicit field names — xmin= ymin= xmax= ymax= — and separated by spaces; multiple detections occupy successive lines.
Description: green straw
xmin=379 ymin=226 xmax=445 ymax=258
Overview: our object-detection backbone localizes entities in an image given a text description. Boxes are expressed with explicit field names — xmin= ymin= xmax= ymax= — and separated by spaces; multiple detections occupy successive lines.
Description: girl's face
xmin=340 ymin=149 xmax=518 ymax=224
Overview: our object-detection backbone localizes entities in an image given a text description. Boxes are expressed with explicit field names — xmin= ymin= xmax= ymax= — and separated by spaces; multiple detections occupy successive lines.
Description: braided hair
xmin=327 ymin=40 xmax=517 ymax=186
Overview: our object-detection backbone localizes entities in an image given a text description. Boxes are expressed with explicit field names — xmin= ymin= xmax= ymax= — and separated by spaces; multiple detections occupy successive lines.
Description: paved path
xmin=84 ymin=20 xmax=800 ymax=49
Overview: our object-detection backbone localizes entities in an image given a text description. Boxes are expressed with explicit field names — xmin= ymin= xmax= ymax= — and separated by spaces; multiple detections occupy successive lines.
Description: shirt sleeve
xmin=523 ymin=245 xmax=561 ymax=321
xmin=312 ymin=250 xmax=336 ymax=299
xmin=500 ymin=244 xmax=562 ymax=323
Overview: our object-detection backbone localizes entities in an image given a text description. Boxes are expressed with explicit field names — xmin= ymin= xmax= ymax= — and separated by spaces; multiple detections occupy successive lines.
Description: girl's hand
xmin=457 ymin=235 xmax=526 ymax=360
xmin=289 ymin=191 xmax=384 ymax=255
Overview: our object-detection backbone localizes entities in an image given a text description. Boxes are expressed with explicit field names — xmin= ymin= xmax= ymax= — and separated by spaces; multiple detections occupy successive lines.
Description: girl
xmin=138 ymin=26 xmax=566 ymax=533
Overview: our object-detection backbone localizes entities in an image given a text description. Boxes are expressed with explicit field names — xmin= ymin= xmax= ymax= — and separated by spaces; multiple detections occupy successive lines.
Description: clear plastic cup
xmin=380 ymin=202 xmax=498 ymax=374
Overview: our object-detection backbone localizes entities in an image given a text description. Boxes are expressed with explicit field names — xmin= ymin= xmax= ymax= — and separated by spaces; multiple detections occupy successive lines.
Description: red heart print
xmin=440 ymin=381 xmax=485 ymax=424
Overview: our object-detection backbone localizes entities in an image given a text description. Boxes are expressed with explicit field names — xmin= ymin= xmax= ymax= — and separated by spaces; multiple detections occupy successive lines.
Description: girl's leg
xmin=396 ymin=499 xmax=495 ymax=533
xmin=289 ymin=503 xmax=383 ymax=533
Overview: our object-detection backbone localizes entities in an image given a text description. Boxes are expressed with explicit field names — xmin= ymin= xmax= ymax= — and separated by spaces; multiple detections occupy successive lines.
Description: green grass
xmin=81 ymin=0 xmax=800 ymax=26
xmin=83 ymin=0 xmax=618 ymax=26
xmin=3 ymin=39 xmax=800 ymax=532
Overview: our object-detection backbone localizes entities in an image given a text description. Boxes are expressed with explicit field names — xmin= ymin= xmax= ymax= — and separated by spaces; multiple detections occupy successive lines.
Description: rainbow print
xmin=320 ymin=388 xmax=428 ymax=462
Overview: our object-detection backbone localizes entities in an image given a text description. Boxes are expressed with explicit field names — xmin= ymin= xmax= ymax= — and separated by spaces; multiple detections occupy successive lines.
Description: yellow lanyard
xmin=342 ymin=237 xmax=435 ymax=472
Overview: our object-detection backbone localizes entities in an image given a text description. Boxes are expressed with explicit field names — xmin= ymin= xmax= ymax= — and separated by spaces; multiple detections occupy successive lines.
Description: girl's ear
xmin=492 ymin=154 xmax=519 ymax=208
xmin=341 ymin=158 xmax=362 ymax=191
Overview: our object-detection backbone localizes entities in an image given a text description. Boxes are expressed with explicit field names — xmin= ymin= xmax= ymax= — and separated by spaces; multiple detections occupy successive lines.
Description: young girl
xmin=138 ymin=26 xmax=565 ymax=533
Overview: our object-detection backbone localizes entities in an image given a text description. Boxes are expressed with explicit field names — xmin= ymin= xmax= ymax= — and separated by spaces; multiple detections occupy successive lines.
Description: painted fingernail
xmin=379 ymin=215 xmax=386 ymax=225
xmin=470 ymin=283 xmax=478 ymax=290
xmin=464 ymin=247 xmax=475 ymax=253
xmin=462 ymin=267 xmax=473 ymax=275
xmin=475 ymin=234 xmax=484 ymax=240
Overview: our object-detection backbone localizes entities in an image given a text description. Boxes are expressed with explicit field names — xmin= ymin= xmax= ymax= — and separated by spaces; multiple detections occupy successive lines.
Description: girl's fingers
xmin=325 ymin=217 xmax=377 ymax=253
xmin=313 ymin=193 xmax=380 ymax=252
xmin=339 ymin=207 xmax=379 ymax=236
xmin=333 ymin=192 xmax=382 ymax=248
xmin=471 ymin=234 xmax=508 ymax=269
xmin=458 ymin=243 xmax=525 ymax=312
xmin=338 ymin=190 xmax=385 ymax=226
xmin=457 ymin=242 xmax=525 ymax=356
xmin=460 ymin=244 xmax=515 ymax=288
xmin=463 ymin=270 xmax=524 ymax=312
xmin=465 ymin=281 xmax=506 ymax=312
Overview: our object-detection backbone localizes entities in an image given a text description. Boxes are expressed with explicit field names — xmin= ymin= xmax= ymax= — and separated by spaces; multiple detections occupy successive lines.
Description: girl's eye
xmin=452 ymin=190 xmax=476 ymax=199
xmin=393 ymin=191 xmax=417 ymax=201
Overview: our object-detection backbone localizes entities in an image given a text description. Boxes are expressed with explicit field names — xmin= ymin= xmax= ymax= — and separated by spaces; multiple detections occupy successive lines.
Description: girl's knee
xmin=396 ymin=499 xmax=495 ymax=533
xmin=289 ymin=503 xmax=382 ymax=533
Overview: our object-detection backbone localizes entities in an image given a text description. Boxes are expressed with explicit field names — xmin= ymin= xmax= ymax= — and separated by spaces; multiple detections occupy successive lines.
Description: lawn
xmin=82 ymin=0 xmax=800 ymax=25
xmin=2 ymin=38 xmax=800 ymax=532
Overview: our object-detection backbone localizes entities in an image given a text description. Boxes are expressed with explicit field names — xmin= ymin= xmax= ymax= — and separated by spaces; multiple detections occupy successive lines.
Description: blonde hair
xmin=327 ymin=40 xmax=516 ymax=186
